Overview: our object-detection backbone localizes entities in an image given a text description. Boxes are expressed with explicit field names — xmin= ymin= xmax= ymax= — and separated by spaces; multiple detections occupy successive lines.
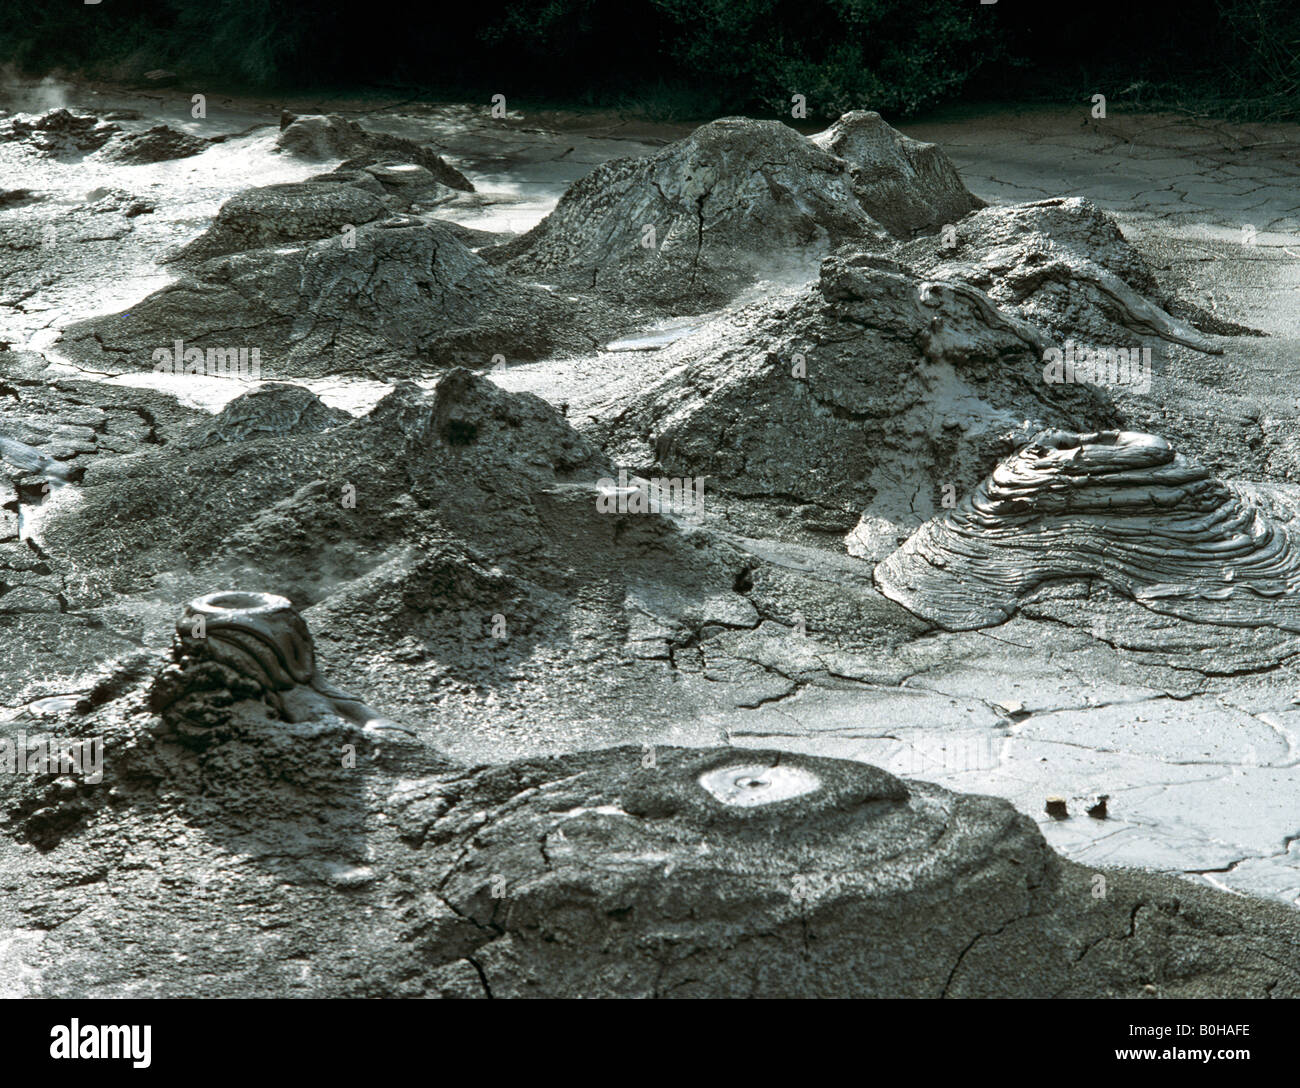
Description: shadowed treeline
xmin=0 ymin=0 xmax=1296 ymax=121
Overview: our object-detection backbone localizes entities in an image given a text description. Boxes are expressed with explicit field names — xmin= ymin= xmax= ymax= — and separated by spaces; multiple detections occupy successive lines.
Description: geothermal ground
xmin=1 ymin=76 xmax=1299 ymax=997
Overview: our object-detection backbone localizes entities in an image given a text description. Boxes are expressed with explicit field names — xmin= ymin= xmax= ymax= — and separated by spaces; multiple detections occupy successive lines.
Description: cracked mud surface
xmin=3 ymin=669 xmax=1297 ymax=997
xmin=1 ymin=80 xmax=1298 ymax=995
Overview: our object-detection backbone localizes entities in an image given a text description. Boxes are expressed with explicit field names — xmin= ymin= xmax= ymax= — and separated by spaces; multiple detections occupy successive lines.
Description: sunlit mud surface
xmin=3 ymin=76 xmax=1299 ymax=925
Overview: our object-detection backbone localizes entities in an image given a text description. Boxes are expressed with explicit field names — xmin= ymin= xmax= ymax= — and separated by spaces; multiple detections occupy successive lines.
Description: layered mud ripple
xmin=874 ymin=430 xmax=1300 ymax=631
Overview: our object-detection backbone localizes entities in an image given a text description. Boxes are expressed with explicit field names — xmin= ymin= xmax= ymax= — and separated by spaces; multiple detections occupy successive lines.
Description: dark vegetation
xmin=1 ymin=0 xmax=1296 ymax=121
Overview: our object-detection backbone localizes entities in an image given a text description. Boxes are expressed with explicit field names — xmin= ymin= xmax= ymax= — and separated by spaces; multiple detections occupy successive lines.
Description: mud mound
xmin=3 ymin=632 xmax=1297 ymax=996
xmin=58 ymin=219 xmax=591 ymax=377
xmin=600 ymin=248 xmax=1116 ymax=522
xmin=172 ymin=162 xmax=461 ymax=263
xmin=171 ymin=175 xmax=392 ymax=262
xmin=181 ymin=384 xmax=351 ymax=450
xmin=0 ymin=188 xmax=40 ymax=208
xmin=34 ymin=373 xmax=770 ymax=731
xmin=486 ymin=113 xmax=981 ymax=305
xmin=0 ymin=110 xmax=205 ymax=163
xmin=0 ymin=109 xmax=118 ymax=155
xmin=277 ymin=112 xmax=473 ymax=192
xmin=811 ymin=110 xmax=986 ymax=236
xmin=361 ymin=161 xmax=461 ymax=209
xmin=98 ymin=124 xmax=209 ymax=163
xmin=898 ymin=198 xmax=1222 ymax=353
xmin=407 ymin=744 xmax=1300 ymax=997
xmin=374 ymin=367 xmax=610 ymax=479
xmin=874 ymin=429 xmax=1300 ymax=634
xmin=41 ymin=371 xmax=615 ymax=590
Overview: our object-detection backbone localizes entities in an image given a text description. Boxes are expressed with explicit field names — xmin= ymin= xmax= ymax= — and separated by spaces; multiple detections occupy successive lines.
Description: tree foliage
xmin=0 ymin=1 xmax=1295 ymax=121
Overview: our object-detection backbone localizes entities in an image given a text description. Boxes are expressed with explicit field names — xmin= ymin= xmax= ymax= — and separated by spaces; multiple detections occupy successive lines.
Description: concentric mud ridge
xmin=874 ymin=428 xmax=1300 ymax=632
xmin=162 ymin=590 xmax=406 ymax=740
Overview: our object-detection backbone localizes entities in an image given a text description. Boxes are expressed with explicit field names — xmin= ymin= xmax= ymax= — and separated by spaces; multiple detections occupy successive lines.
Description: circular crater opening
xmin=698 ymin=763 xmax=821 ymax=808
xmin=198 ymin=591 xmax=291 ymax=614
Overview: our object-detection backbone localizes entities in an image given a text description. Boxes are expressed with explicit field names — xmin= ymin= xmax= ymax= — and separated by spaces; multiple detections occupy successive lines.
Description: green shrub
xmin=650 ymin=0 xmax=1002 ymax=117
xmin=0 ymin=1 xmax=1294 ymax=122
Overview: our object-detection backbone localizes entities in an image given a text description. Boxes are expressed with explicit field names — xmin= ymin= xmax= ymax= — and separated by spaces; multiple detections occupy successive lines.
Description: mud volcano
xmin=163 ymin=591 xmax=403 ymax=737
xmin=600 ymin=248 xmax=1115 ymax=518
xmin=171 ymin=163 xmax=467 ymax=265
xmin=57 ymin=219 xmax=592 ymax=376
xmin=0 ymin=108 xmax=208 ymax=162
xmin=276 ymin=112 xmax=474 ymax=192
xmin=486 ymin=111 xmax=983 ymax=305
xmin=170 ymin=175 xmax=393 ymax=262
xmin=874 ymin=429 xmax=1300 ymax=631
xmin=182 ymin=383 xmax=351 ymax=449
xmin=0 ymin=109 xmax=119 ymax=155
